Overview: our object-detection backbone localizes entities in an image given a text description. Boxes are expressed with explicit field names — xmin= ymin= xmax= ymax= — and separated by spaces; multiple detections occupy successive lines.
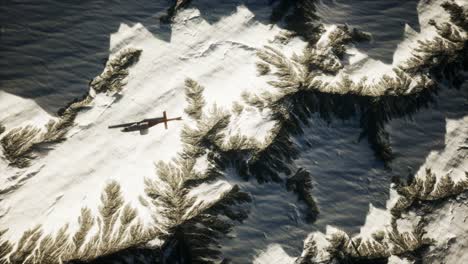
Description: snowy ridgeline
xmin=253 ymin=117 xmax=468 ymax=264
xmin=0 ymin=0 xmax=467 ymax=263
xmin=0 ymin=5 xmax=281 ymax=238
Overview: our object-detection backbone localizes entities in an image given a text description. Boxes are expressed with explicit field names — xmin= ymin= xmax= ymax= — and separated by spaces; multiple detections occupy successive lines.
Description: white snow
xmin=296 ymin=103 xmax=468 ymax=261
xmin=1 ymin=1 xmax=466 ymax=263
xmin=413 ymin=117 xmax=468 ymax=183
xmin=423 ymin=196 xmax=468 ymax=264
xmin=225 ymin=107 xmax=275 ymax=144
xmin=192 ymin=153 xmax=209 ymax=174
xmin=358 ymin=204 xmax=391 ymax=239
xmin=345 ymin=47 xmax=369 ymax=65
xmin=408 ymin=116 xmax=468 ymax=263
xmin=358 ymin=186 xmax=403 ymax=239
xmin=185 ymin=180 xmax=233 ymax=218
xmin=316 ymin=24 xmax=338 ymax=49
xmin=0 ymin=91 xmax=52 ymax=130
xmin=0 ymin=92 xmax=55 ymax=209
xmin=253 ymin=243 xmax=295 ymax=264
xmin=392 ymin=0 xmax=448 ymax=65
xmin=314 ymin=0 xmax=467 ymax=94
xmin=388 ymin=255 xmax=414 ymax=264
xmin=344 ymin=56 xmax=394 ymax=83
xmin=0 ymin=5 xmax=289 ymax=241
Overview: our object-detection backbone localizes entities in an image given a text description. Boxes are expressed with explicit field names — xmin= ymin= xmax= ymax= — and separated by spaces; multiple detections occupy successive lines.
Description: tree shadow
xmin=0 ymin=0 xmax=168 ymax=115
xmin=316 ymin=0 xmax=421 ymax=64
xmin=0 ymin=0 xmax=421 ymax=116
xmin=0 ymin=0 xmax=278 ymax=116
xmin=298 ymin=81 xmax=468 ymax=237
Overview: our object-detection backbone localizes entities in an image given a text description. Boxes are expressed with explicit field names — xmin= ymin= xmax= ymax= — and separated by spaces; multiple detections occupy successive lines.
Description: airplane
xmin=108 ymin=111 xmax=182 ymax=135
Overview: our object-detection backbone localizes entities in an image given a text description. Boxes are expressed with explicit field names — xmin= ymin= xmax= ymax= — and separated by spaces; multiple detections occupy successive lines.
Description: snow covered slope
xmin=294 ymin=115 xmax=468 ymax=263
xmin=0 ymin=5 xmax=285 ymax=241
xmin=0 ymin=0 xmax=467 ymax=263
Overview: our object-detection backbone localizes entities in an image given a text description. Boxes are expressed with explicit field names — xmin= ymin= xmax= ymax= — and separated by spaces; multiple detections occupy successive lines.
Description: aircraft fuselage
xmin=108 ymin=111 xmax=182 ymax=133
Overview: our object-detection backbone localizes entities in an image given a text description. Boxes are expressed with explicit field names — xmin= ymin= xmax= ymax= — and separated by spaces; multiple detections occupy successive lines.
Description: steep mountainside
xmin=0 ymin=0 xmax=467 ymax=263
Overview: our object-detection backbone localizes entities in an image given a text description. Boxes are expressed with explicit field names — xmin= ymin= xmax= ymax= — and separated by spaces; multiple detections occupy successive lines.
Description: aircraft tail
xmin=163 ymin=111 xmax=168 ymax=129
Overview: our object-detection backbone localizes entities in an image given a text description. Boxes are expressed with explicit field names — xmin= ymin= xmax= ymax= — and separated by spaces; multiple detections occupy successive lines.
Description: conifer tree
xmin=184 ymin=78 xmax=206 ymax=120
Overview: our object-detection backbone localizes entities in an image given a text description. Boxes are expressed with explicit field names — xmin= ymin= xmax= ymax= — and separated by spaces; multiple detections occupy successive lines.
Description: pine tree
xmin=184 ymin=78 xmax=206 ymax=120
xmin=90 ymin=49 xmax=142 ymax=94
xmin=0 ymin=126 xmax=41 ymax=168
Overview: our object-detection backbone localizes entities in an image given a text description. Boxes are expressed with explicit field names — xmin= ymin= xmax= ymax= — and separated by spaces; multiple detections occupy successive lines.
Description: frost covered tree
xmin=0 ymin=49 xmax=143 ymax=168
xmin=1 ymin=125 xmax=42 ymax=168
xmin=90 ymin=48 xmax=142 ymax=94
xmin=184 ymin=78 xmax=206 ymax=120
xmin=252 ymin=0 xmax=467 ymax=166
xmin=144 ymin=162 xmax=250 ymax=263
xmin=139 ymin=79 xmax=251 ymax=263
xmin=0 ymin=180 xmax=155 ymax=264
